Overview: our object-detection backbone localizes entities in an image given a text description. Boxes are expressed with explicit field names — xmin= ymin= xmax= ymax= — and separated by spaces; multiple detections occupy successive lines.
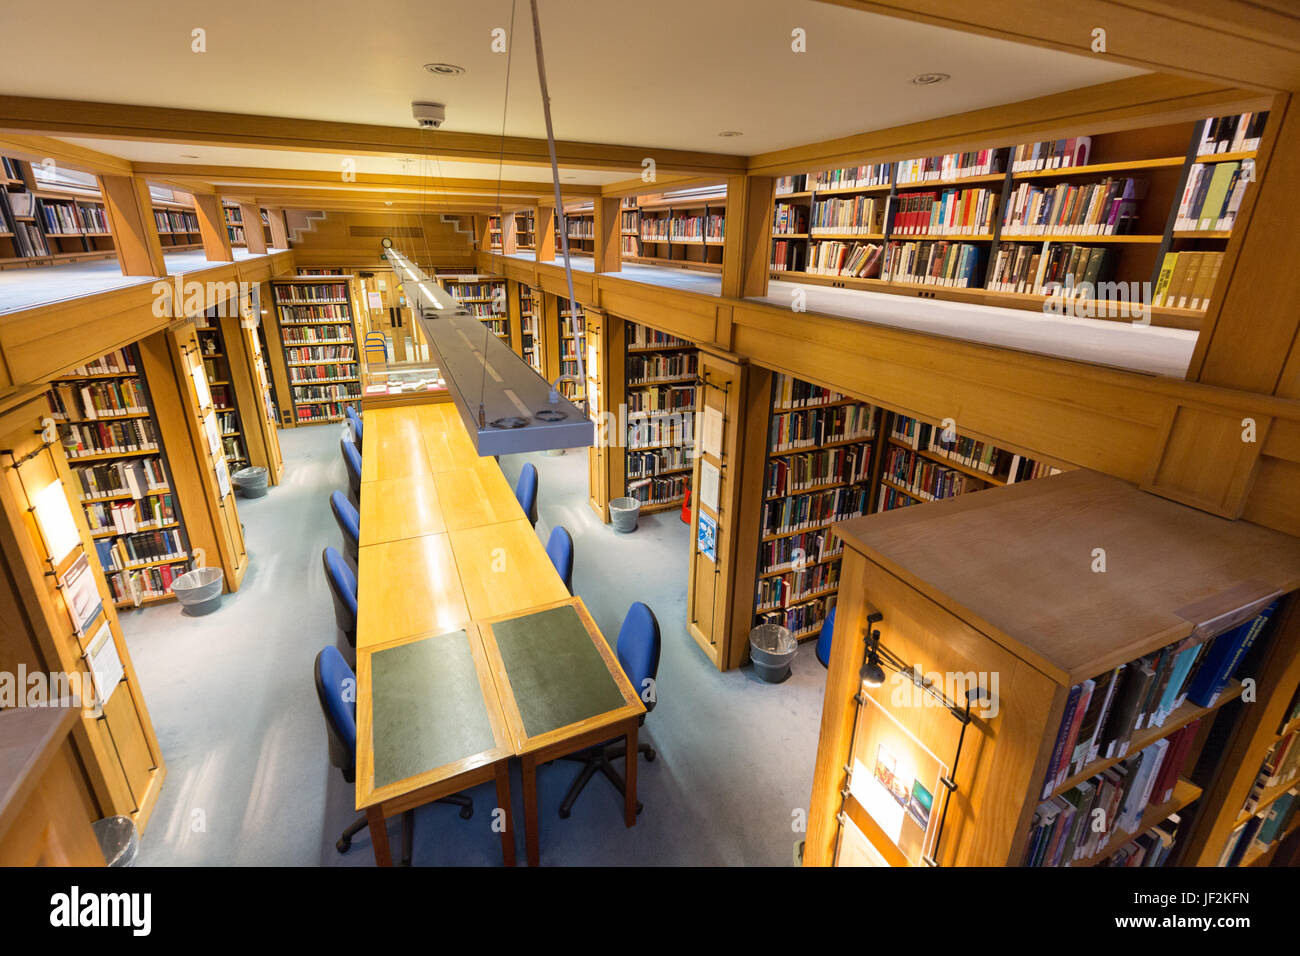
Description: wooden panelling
xmin=288 ymin=212 xmax=474 ymax=271
xmin=1141 ymin=402 xmax=1268 ymax=517
xmin=191 ymin=192 xmax=234 ymax=263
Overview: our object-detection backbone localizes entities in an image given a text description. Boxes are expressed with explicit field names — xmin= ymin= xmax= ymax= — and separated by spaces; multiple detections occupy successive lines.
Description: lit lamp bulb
xmin=860 ymin=628 xmax=886 ymax=687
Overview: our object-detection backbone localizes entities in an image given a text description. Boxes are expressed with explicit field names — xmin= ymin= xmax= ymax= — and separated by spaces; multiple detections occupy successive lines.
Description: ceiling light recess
xmin=384 ymin=248 xmax=593 ymax=456
xmin=424 ymin=63 xmax=466 ymax=75
xmin=911 ymin=72 xmax=951 ymax=86
xmin=717 ymin=130 xmax=743 ymax=137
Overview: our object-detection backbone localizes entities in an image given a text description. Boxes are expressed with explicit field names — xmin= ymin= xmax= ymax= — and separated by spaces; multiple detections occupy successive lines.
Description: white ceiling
xmin=4 ymin=0 xmax=1144 ymax=158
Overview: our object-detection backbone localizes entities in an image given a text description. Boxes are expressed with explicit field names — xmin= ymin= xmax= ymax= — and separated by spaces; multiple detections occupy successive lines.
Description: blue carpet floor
xmin=124 ymin=424 xmax=826 ymax=866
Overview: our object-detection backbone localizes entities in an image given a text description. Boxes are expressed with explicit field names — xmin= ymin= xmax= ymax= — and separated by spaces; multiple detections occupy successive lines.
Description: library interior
xmin=3 ymin=0 xmax=1300 ymax=875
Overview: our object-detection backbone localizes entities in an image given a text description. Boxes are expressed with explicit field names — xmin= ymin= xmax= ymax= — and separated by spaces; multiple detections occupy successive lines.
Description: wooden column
xmin=539 ymin=291 xmax=561 ymax=383
xmin=593 ymin=196 xmax=622 ymax=274
xmin=265 ymin=207 xmax=290 ymax=249
xmin=535 ymin=203 xmax=557 ymax=262
xmin=0 ymin=394 xmax=166 ymax=832
xmin=501 ymin=212 xmax=519 ymax=256
xmin=190 ymin=193 xmax=234 ymax=262
xmin=721 ymin=174 xmax=775 ymax=300
xmin=685 ymin=350 xmax=770 ymax=669
xmin=97 ymin=174 xmax=167 ymax=276
xmin=475 ymin=215 xmax=492 ymax=253
xmin=505 ymin=278 xmax=524 ymax=357
xmin=237 ymin=203 xmax=268 ymax=254
xmin=138 ymin=327 xmax=248 ymax=586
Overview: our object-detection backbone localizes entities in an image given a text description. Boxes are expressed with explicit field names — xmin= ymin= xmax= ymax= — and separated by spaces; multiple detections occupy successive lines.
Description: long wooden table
xmin=354 ymin=403 xmax=644 ymax=865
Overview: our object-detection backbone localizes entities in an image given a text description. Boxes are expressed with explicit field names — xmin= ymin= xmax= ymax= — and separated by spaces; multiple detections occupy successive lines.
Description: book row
xmin=625 ymin=324 xmax=690 ymax=350
xmin=626 ymin=447 xmax=691 ymax=478
xmin=448 ymin=282 xmax=503 ymax=300
xmin=274 ymin=283 xmax=349 ymax=303
xmin=460 ymin=302 xmax=504 ymax=318
xmin=769 ymin=404 xmax=877 ymax=452
xmin=756 ymin=593 xmax=835 ymax=638
xmin=1097 ymin=823 xmax=1180 ymax=868
xmin=890 ymin=415 xmax=1011 ymax=477
xmin=811 ymin=162 xmax=892 ymax=190
xmin=1243 ymin=731 xmax=1300 ymax=813
xmin=758 ymin=529 xmax=843 ymax=576
xmin=153 ymin=209 xmax=199 ymax=234
xmin=70 ymin=457 xmax=168 ymax=501
xmin=62 ymin=418 xmax=159 ymax=458
xmin=810 ymin=196 xmax=884 ymax=235
xmin=286 ymin=345 xmax=355 ymax=363
xmin=626 ymin=384 xmax=694 ymax=415
xmin=84 ymin=494 xmax=178 ymax=536
xmin=626 ymin=473 xmax=688 ymax=505
xmin=276 ymin=304 xmax=351 ymax=324
xmin=755 ymin=561 xmax=840 ymax=611
xmin=880 ymin=241 xmax=984 ymax=288
xmin=295 ymin=401 xmax=358 ymax=422
xmin=1023 ymin=722 xmax=1199 ymax=866
xmin=49 ymin=379 xmax=148 ymax=420
xmin=1175 ymin=159 xmax=1250 ymax=232
xmin=627 ymin=416 xmax=692 ymax=451
xmin=1000 ymin=177 xmax=1143 ymax=237
xmin=765 ymin=445 xmax=873 ymax=497
xmin=773 ymin=377 xmax=852 ymax=410
xmin=898 ymin=149 xmax=1003 ymax=185
xmin=1198 ymin=111 xmax=1267 ymax=156
xmin=891 ymin=188 xmax=998 ymax=236
xmin=1151 ymin=252 xmax=1224 ymax=311
xmin=626 ymin=351 xmax=697 ymax=384
xmin=1221 ymin=790 xmax=1298 ymax=866
xmin=94 ymin=528 xmax=187 ymax=571
xmin=289 ymin=365 xmax=358 ymax=384
xmin=761 ymin=484 xmax=871 ymax=538
xmin=39 ymin=199 xmax=108 ymax=235
xmin=107 ymin=563 xmax=188 ymax=604
xmin=881 ymin=446 xmax=985 ymax=503
xmin=1041 ymin=603 xmax=1276 ymax=800
xmin=292 ymin=383 xmax=363 ymax=403
xmin=986 ymin=242 xmax=1114 ymax=297
xmin=805 ymin=240 xmax=882 ymax=278
xmin=772 ymin=203 xmax=809 ymax=235
xmin=280 ymin=325 xmax=353 ymax=344
xmin=1010 ymin=137 xmax=1092 ymax=173
xmin=769 ymin=239 xmax=805 ymax=273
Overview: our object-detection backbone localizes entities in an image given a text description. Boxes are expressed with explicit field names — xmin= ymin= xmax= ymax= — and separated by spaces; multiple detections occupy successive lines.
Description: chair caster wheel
xmin=336 ymin=837 xmax=351 ymax=853
xmin=558 ymin=807 xmax=571 ymax=819
xmin=645 ymin=749 xmax=656 ymax=762
xmin=459 ymin=805 xmax=473 ymax=820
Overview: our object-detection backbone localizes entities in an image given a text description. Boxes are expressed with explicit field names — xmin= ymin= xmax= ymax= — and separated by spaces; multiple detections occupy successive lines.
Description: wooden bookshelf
xmin=223 ymin=201 xmax=246 ymax=247
xmin=518 ymin=282 xmax=544 ymax=375
xmin=623 ymin=321 xmax=698 ymax=513
xmin=269 ymin=277 xmax=362 ymax=426
xmin=440 ymin=273 xmax=509 ymax=342
xmin=768 ymin=112 xmax=1268 ymax=326
xmin=196 ymin=320 xmax=249 ymax=470
xmin=0 ymin=155 xmax=118 ymax=268
xmin=46 ymin=346 xmax=195 ymax=608
xmin=557 ymin=298 xmax=587 ymax=403
xmin=514 ymin=210 xmax=535 ymax=251
xmin=628 ymin=189 xmax=726 ymax=271
xmin=804 ymin=469 xmax=1300 ymax=868
xmin=752 ymin=373 xmax=879 ymax=642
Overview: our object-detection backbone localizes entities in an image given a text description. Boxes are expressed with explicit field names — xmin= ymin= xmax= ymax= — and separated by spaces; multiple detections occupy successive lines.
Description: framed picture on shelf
xmin=846 ymin=693 xmax=950 ymax=867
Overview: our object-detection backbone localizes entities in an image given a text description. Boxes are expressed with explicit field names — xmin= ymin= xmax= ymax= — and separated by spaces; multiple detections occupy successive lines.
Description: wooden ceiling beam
xmin=813 ymin=0 xmax=1300 ymax=92
xmin=0 ymin=96 xmax=749 ymax=176
xmin=0 ymin=134 xmax=132 ymax=175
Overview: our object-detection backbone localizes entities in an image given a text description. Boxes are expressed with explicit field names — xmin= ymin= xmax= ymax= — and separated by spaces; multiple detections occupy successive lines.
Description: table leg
xmin=494 ymin=760 xmax=516 ymax=867
xmin=522 ymin=753 xmax=540 ymax=866
xmin=624 ymin=720 xmax=638 ymax=828
xmin=367 ymin=806 xmax=392 ymax=866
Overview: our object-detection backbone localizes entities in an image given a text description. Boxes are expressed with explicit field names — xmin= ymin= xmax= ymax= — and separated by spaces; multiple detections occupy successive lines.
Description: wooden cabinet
xmin=805 ymin=469 xmax=1300 ymax=866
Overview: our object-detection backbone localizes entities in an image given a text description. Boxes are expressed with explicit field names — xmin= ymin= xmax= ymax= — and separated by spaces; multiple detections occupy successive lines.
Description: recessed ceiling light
xmin=717 ymin=130 xmax=743 ymax=137
xmin=424 ymin=63 xmax=465 ymax=76
xmin=385 ymin=201 xmax=393 ymax=206
xmin=180 ymin=153 xmax=200 ymax=159
xmin=911 ymin=72 xmax=951 ymax=86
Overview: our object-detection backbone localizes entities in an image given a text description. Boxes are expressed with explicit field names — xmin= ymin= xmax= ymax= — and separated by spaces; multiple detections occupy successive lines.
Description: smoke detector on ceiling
xmin=412 ymin=101 xmax=446 ymax=129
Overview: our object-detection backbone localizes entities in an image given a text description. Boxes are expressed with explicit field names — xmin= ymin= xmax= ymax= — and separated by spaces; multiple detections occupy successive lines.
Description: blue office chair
xmin=341 ymin=437 xmax=362 ymax=507
xmin=322 ymin=547 xmax=357 ymax=648
xmin=314 ymin=647 xmax=472 ymax=866
xmin=515 ymin=462 xmax=538 ymax=527
xmin=330 ymin=491 xmax=360 ymax=564
xmin=345 ymin=406 xmax=363 ymax=449
xmin=557 ymin=602 xmax=660 ymax=819
xmin=546 ymin=526 xmax=574 ymax=594
xmin=815 ymin=607 xmax=837 ymax=669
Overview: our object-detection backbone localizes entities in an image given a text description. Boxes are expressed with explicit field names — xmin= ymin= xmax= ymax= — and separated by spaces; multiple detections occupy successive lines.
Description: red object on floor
xmin=681 ymin=487 xmax=691 ymax=523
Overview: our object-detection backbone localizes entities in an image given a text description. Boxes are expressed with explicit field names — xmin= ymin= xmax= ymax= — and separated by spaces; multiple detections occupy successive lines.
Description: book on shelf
xmin=880 ymin=240 xmax=984 ymax=288
xmin=1175 ymin=160 xmax=1250 ymax=232
xmin=1024 ymin=724 xmax=1197 ymax=866
xmin=1000 ymin=176 xmax=1145 ymax=237
xmin=770 ymin=239 xmax=805 ymax=273
xmin=897 ymin=149 xmax=1004 ymax=184
xmin=775 ymin=173 xmax=810 ymax=195
xmin=810 ymin=164 xmax=891 ymax=191
xmin=1198 ymin=112 xmax=1268 ymax=155
xmin=1151 ymin=251 xmax=1225 ymax=311
xmin=890 ymin=188 xmax=996 ymax=236
xmin=806 ymin=240 xmax=882 ymax=278
xmin=773 ymin=202 xmax=810 ymax=235
xmin=986 ymin=242 xmax=1114 ymax=297
xmin=62 ymin=418 xmax=159 ymax=458
xmin=1097 ymin=818 xmax=1181 ymax=868
xmin=1010 ymin=137 xmax=1092 ymax=173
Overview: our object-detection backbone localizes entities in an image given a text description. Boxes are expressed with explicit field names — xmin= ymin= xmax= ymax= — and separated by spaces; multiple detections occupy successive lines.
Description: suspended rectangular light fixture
xmin=385 ymin=249 xmax=593 ymax=456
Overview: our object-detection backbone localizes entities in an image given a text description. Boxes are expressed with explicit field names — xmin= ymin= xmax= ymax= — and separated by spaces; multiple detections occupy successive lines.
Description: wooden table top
xmin=355 ymin=404 xmax=627 ymax=813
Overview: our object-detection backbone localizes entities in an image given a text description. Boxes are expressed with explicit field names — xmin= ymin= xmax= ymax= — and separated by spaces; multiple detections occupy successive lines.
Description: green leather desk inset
xmin=491 ymin=604 xmax=628 ymax=738
xmin=370 ymin=629 xmax=497 ymax=787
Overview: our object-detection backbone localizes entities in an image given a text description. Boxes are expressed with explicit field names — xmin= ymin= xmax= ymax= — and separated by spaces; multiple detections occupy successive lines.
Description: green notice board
xmin=492 ymin=604 xmax=627 ymax=738
xmin=370 ymin=629 xmax=496 ymax=788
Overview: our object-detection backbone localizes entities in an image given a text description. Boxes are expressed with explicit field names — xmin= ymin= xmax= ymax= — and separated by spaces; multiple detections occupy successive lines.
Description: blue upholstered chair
xmin=815 ymin=607 xmax=837 ymax=669
xmin=515 ymin=462 xmax=538 ymax=527
xmin=322 ymin=547 xmax=357 ymax=648
xmin=345 ymin=406 xmax=363 ymax=449
xmin=546 ymin=526 xmax=573 ymax=594
xmin=330 ymin=491 xmax=360 ymax=564
xmin=314 ymin=646 xmax=472 ymax=866
xmin=341 ymin=438 xmax=362 ymax=507
xmin=557 ymin=602 xmax=660 ymax=819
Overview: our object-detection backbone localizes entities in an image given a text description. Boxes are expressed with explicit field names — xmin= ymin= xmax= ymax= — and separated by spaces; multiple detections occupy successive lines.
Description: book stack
xmin=1024 ymin=724 xmax=1199 ymax=866
xmin=1197 ymin=112 xmax=1268 ymax=156
xmin=1000 ymin=177 xmax=1144 ymax=236
xmin=986 ymin=242 xmax=1113 ymax=296
xmin=1151 ymin=251 xmax=1225 ymax=311
xmin=1010 ymin=137 xmax=1092 ymax=172
xmin=881 ymin=240 xmax=983 ymax=288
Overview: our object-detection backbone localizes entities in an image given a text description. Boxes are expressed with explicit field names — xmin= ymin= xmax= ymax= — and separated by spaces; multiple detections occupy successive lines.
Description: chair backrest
xmin=313 ymin=646 xmax=357 ymax=780
xmin=345 ymin=407 xmax=363 ymax=448
xmin=546 ymin=525 xmax=574 ymax=594
xmin=617 ymin=602 xmax=661 ymax=715
xmin=340 ymin=437 xmax=362 ymax=499
xmin=330 ymin=490 xmax=360 ymax=559
xmin=515 ymin=462 xmax=538 ymax=526
xmin=321 ymin=546 xmax=358 ymax=643
xmin=815 ymin=607 xmax=837 ymax=669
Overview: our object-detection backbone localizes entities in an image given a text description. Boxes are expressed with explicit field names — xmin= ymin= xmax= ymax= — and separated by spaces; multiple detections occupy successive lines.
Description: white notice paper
xmin=700 ymin=460 xmax=720 ymax=512
xmin=701 ymin=406 xmax=723 ymax=459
